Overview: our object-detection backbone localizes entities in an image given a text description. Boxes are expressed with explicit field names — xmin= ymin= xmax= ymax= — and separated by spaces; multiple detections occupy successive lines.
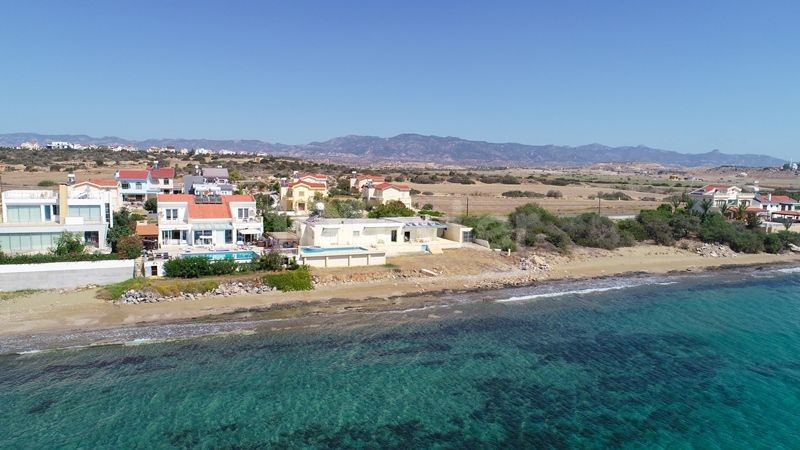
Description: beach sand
xmin=2 ymin=245 xmax=799 ymax=338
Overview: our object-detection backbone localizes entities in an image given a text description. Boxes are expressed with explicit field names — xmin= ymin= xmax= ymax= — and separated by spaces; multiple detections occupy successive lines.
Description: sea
xmin=2 ymin=265 xmax=800 ymax=448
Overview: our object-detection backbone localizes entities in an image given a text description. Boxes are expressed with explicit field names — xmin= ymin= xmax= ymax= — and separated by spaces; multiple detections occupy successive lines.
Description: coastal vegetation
xmin=263 ymin=266 xmax=313 ymax=291
xmin=99 ymin=277 xmax=220 ymax=300
xmin=0 ymin=232 xmax=122 ymax=265
xmin=367 ymin=201 xmax=415 ymax=218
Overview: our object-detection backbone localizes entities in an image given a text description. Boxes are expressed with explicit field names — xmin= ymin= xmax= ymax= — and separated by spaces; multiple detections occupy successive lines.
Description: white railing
xmin=2 ymin=190 xmax=57 ymax=200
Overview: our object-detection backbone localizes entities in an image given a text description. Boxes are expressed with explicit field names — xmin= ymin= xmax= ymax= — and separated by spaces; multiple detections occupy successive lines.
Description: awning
xmin=192 ymin=223 xmax=233 ymax=231
xmin=238 ymin=228 xmax=262 ymax=235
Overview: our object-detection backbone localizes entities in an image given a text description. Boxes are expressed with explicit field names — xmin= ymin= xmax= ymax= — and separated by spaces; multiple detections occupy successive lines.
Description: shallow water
xmin=2 ymin=268 xmax=800 ymax=448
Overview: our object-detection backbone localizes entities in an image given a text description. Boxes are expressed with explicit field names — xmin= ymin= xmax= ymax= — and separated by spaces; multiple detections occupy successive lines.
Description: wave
xmin=495 ymin=279 xmax=676 ymax=303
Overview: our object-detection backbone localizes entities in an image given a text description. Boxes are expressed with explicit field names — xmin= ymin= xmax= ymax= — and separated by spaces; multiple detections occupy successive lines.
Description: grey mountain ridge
xmin=0 ymin=132 xmax=784 ymax=167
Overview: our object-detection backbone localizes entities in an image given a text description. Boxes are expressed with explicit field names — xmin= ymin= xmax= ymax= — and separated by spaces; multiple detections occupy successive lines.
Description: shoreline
xmin=2 ymin=246 xmax=800 ymax=354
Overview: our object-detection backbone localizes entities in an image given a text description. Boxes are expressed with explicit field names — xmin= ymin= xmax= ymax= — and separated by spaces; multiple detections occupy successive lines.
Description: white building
xmin=46 ymin=141 xmax=74 ymax=150
xmin=362 ymin=182 xmax=413 ymax=208
xmin=0 ymin=183 xmax=120 ymax=254
xmin=293 ymin=216 xmax=472 ymax=258
xmin=688 ymin=185 xmax=755 ymax=209
xmin=752 ymin=193 xmax=800 ymax=213
xmin=156 ymin=194 xmax=262 ymax=248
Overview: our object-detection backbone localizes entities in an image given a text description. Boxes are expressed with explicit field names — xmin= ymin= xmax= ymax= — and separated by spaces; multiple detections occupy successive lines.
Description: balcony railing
xmin=2 ymin=191 xmax=57 ymax=200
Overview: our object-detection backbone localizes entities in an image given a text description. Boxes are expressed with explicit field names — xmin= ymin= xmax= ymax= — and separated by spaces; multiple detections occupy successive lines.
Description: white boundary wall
xmin=0 ymin=260 xmax=136 ymax=291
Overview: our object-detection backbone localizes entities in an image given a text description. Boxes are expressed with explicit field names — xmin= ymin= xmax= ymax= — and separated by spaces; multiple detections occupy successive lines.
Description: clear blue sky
xmin=1 ymin=0 xmax=798 ymax=158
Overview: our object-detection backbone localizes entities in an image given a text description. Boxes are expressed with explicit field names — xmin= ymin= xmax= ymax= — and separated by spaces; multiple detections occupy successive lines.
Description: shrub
xmin=638 ymin=212 xmax=674 ymax=246
xmin=52 ymin=232 xmax=85 ymax=256
xmin=163 ymin=256 xmax=239 ymax=278
xmin=263 ymin=266 xmax=313 ymax=291
xmin=668 ymin=214 xmax=701 ymax=239
xmin=117 ymin=235 xmax=144 ymax=259
xmin=37 ymin=180 xmax=57 ymax=187
xmin=597 ymin=191 xmax=633 ymax=201
xmin=502 ymin=190 xmax=545 ymax=198
xmin=561 ymin=213 xmax=632 ymax=249
xmin=459 ymin=214 xmax=515 ymax=251
xmin=263 ymin=212 xmax=291 ymax=232
xmin=253 ymin=252 xmax=283 ymax=271
xmin=764 ymin=233 xmax=783 ymax=254
xmin=616 ymin=219 xmax=647 ymax=241
xmin=545 ymin=190 xmax=563 ymax=198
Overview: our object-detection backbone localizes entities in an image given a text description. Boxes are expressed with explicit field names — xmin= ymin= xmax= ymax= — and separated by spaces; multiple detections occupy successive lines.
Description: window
xmin=44 ymin=205 xmax=52 ymax=221
xmin=237 ymin=208 xmax=250 ymax=220
xmin=68 ymin=205 xmax=101 ymax=223
xmin=84 ymin=231 xmax=99 ymax=247
xmin=297 ymin=190 xmax=305 ymax=197
xmin=162 ymin=178 xmax=169 ymax=185
xmin=353 ymin=230 xmax=360 ymax=237
xmin=225 ymin=230 xmax=233 ymax=244
xmin=135 ymin=182 xmax=142 ymax=189
xmin=53 ymin=205 xmax=59 ymax=216
xmin=121 ymin=183 xmax=130 ymax=189
xmin=105 ymin=203 xmax=111 ymax=224
xmin=6 ymin=205 xmax=42 ymax=223
xmin=165 ymin=208 xmax=179 ymax=220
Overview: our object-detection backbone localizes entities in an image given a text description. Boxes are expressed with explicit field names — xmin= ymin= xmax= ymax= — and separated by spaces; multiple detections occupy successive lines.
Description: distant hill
xmin=0 ymin=132 xmax=784 ymax=168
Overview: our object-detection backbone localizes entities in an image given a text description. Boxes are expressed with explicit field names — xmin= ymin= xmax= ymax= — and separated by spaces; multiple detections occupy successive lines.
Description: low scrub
xmin=263 ymin=266 xmax=313 ymax=291
xmin=100 ymin=277 xmax=219 ymax=300
xmin=502 ymin=190 xmax=545 ymax=198
xmin=163 ymin=256 xmax=239 ymax=278
xmin=0 ymin=252 xmax=122 ymax=265
xmin=596 ymin=191 xmax=633 ymax=201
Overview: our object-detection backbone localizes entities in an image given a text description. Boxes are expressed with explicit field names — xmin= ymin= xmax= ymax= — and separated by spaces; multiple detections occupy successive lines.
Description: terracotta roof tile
xmin=373 ymin=182 xmax=410 ymax=192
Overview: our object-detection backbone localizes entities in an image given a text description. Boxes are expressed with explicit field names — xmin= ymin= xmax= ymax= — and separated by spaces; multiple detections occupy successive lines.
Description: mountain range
xmin=0 ymin=132 xmax=785 ymax=168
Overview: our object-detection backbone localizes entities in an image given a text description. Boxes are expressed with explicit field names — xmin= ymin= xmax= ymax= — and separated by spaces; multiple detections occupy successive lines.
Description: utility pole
xmin=597 ymin=196 xmax=601 ymax=215
xmin=465 ymin=195 xmax=470 ymax=216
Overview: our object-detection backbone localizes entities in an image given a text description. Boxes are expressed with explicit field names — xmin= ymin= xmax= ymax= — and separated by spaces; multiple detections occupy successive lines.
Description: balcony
xmin=2 ymin=190 xmax=57 ymax=200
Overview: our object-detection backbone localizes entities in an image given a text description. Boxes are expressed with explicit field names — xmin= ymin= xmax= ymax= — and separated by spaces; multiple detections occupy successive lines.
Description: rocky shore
xmin=116 ymin=282 xmax=278 ymax=305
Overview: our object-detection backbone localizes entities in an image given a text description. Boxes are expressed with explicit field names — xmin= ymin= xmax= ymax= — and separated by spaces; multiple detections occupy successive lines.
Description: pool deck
xmin=156 ymin=245 xmax=265 ymax=259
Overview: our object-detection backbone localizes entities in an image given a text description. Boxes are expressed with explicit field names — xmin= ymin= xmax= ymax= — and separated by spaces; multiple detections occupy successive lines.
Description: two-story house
xmin=156 ymin=194 xmax=263 ymax=248
xmin=688 ymin=185 xmax=755 ymax=210
xmin=752 ymin=193 xmax=800 ymax=213
xmin=362 ymin=182 xmax=413 ymax=208
xmin=0 ymin=183 xmax=118 ymax=254
xmin=115 ymin=165 xmax=176 ymax=202
xmin=349 ymin=173 xmax=385 ymax=193
xmin=279 ymin=173 xmax=329 ymax=214
xmin=182 ymin=167 xmax=236 ymax=196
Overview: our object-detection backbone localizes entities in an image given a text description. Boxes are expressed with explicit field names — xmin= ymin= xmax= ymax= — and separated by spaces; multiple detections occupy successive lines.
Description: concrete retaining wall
xmin=0 ymin=259 xmax=136 ymax=291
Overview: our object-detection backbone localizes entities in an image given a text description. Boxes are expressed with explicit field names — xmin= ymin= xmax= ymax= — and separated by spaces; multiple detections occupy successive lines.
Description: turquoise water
xmin=2 ymin=269 xmax=800 ymax=448
xmin=301 ymin=246 xmax=368 ymax=254
xmin=184 ymin=250 xmax=258 ymax=261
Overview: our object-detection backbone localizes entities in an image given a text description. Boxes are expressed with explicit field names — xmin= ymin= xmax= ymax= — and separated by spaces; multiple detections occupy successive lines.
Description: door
xmin=391 ymin=230 xmax=398 ymax=242
xmin=404 ymin=231 xmax=411 ymax=242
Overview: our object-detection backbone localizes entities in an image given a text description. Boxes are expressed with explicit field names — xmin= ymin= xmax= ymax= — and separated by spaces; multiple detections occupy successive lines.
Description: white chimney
xmin=768 ymin=193 xmax=772 ymax=201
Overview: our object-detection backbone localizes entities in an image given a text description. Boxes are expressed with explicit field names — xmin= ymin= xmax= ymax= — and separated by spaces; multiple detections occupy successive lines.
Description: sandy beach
xmin=2 ymin=245 xmax=799 ymax=340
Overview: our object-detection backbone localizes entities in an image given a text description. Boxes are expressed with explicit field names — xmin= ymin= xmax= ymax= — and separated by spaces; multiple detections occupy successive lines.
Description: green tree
xmin=52 ymin=232 xmax=85 ymax=256
xmin=117 ymin=235 xmax=144 ymax=259
xmin=108 ymin=207 xmax=136 ymax=252
xmin=263 ymin=212 xmax=290 ymax=232
xmin=367 ymin=201 xmax=415 ymax=218
xmin=144 ymin=198 xmax=157 ymax=213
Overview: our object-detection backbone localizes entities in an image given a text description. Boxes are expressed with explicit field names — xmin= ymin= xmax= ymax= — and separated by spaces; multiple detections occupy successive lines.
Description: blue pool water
xmin=182 ymin=250 xmax=258 ymax=261
xmin=301 ymin=246 xmax=367 ymax=254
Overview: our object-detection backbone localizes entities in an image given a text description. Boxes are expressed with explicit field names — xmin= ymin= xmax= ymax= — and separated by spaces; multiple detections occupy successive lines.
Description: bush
xmin=263 ymin=212 xmax=290 ymax=232
xmin=52 ymin=232 xmax=85 ymax=256
xmin=616 ymin=219 xmax=647 ymax=241
xmin=117 ymin=235 xmax=144 ymax=259
xmin=597 ymin=191 xmax=633 ymax=201
xmin=263 ymin=266 xmax=313 ymax=291
xmin=253 ymin=252 xmax=283 ymax=271
xmin=638 ymin=211 xmax=675 ymax=246
xmin=0 ymin=252 xmax=120 ymax=265
xmin=764 ymin=233 xmax=783 ymax=254
xmin=561 ymin=213 xmax=632 ymax=249
xmin=502 ymin=190 xmax=545 ymax=198
xmin=163 ymin=256 xmax=240 ymax=278
xmin=459 ymin=214 xmax=515 ymax=251
xmin=545 ymin=190 xmax=563 ymax=198
xmin=37 ymin=180 xmax=57 ymax=187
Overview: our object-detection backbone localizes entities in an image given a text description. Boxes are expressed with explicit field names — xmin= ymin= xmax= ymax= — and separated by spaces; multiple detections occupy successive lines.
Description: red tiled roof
xmin=289 ymin=181 xmax=327 ymax=189
xmin=158 ymin=194 xmax=194 ymax=202
xmin=75 ymin=179 xmax=118 ymax=187
xmin=357 ymin=174 xmax=385 ymax=182
xmin=701 ymin=184 xmax=733 ymax=192
xmin=761 ymin=195 xmax=798 ymax=203
xmin=772 ymin=210 xmax=800 ymax=216
xmin=149 ymin=167 xmax=175 ymax=178
xmin=117 ymin=169 xmax=149 ymax=179
xmin=373 ymin=182 xmax=410 ymax=192
xmin=135 ymin=223 xmax=159 ymax=236
xmin=300 ymin=173 xmax=328 ymax=180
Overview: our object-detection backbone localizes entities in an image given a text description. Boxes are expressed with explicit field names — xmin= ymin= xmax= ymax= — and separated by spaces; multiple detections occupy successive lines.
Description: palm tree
xmin=700 ymin=199 xmax=713 ymax=218
xmin=670 ymin=196 xmax=682 ymax=214
xmin=736 ymin=203 xmax=748 ymax=221
xmin=783 ymin=221 xmax=792 ymax=231
xmin=719 ymin=203 xmax=729 ymax=217
xmin=685 ymin=198 xmax=697 ymax=216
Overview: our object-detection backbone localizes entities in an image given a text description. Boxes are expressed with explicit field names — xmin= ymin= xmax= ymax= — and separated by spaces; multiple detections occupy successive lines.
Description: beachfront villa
xmin=292 ymin=216 xmax=472 ymax=267
xmin=279 ymin=172 xmax=329 ymax=215
xmin=156 ymin=194 xmax=263 ymax=249
xmin=115 ymin=165 xmax=177 ymax=203
xmin=688 ymin=185 xmax=755 ymax=209
xmin=361 ymin=182 xmax=413 ymax=208
xmin=0 ymin=183 xmax=119 ymax=254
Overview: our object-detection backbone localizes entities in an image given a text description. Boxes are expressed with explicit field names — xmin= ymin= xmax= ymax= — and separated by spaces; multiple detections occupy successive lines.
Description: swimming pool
xmin=182 ymin=250 xmax=258 ymax=261
xmin=300 ymin=246 xmax=368 ymax=254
